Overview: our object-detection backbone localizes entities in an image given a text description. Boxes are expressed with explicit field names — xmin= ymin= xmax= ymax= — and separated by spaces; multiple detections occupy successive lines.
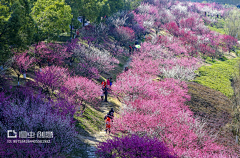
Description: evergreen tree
xmin=31 ymin=0 xmax=72 ymax=40
xmin=0 ymin=0 xmax=35 ymax=64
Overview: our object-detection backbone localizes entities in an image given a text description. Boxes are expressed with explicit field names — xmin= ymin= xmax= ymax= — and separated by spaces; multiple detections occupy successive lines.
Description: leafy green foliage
xmin=194 ymin=58 xmax=240 ymax=97
xmin=31 ymin=0 xmax=72 ymax=40
xmin=224 ymin=9 xmax=240 ymax=39
xmin=0 ymin=0 xmax=35 ymax=64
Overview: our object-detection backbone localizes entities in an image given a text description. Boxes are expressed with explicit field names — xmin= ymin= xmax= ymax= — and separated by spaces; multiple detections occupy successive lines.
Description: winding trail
xmin=76 ymin=101 xmax=117 ymax=158
xmin=75 ymin=57 xmax=132 ymax=158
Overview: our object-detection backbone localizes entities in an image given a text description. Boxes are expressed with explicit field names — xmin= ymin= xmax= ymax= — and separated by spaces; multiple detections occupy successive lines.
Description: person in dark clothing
xmin=104 ymin=108 xmax=114 ymax=123
xmin=124 ymin=67 xmax=129 ymax=72
xmin=129 ymin=45 xmax=132 ymax=54
xmin=109 ymin=77 xmax=113 ymax=87
xmin=108 ymin=108 xmax=114 ymax=118
xmin=100 ymin=88 xmax=104 ymax=101
xmin=103 ymin=86 xmax=108 ymax=102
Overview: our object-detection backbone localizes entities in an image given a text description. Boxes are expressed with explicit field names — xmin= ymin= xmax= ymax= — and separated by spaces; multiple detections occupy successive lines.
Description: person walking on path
xmin=108 ymin=108 xmax=114 ymax=120
xmin=105 ymin=115 xmax=111 ymax=134
xmin=109 ymin=77 xmax=113 ymax=87
xmin=100 ymin=88 xmax=104 ymax=101
xmin=129 ymin=45 xmax=132 ymax=55
xmin=101 ymin=80 xmax=106 ymax=88
xmin=107 ymin=78 xmax=110 ymax=88
xmin=103 ymin=86 xmax=108 ymax=102
xmin=124 ymin=67 xmax=129 ymax=72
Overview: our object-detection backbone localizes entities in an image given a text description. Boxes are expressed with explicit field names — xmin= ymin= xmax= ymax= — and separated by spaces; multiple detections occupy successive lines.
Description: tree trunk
xmin=39 ymin=62 xmax=42 ymax=72
xmin=17 ymin=74 xmax=20 ymax=86
xmin=83 ymin=16 xmax=85 ymax=27
xmin=23 ymin=70 xmax=26 ymax=79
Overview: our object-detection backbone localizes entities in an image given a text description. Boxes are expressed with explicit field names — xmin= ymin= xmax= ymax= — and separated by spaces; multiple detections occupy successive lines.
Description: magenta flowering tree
xmin=130 ymin=41 xmax=201 ymax=81
xmin=111 ymin=71 xmax=234 ymax=157
xmin=33 ymin=41 xmax=72 ymax=69
xmin=13 ymin=52 xmax=35 ymax=73
xmin=34 ymin=65 xmax=100 ymax=116
xmin=35 ymin=66 xmax=69 ymax=94
xmin=12 ymin=51 xmax=35 ymax=85
xmin=164 ymin=21 xmax=180 ymax=36
xmin=61 ymin=76 xmax=100 ymax=111
xmin=66 ymin=38 xmax=80 ymax=66
xmin=96 ymin=134 xmax=177 ymax=158
xmin=179 ymin=17 xmax=197 ymax=30
xmin=132 ymin=3 xmax=160 ymax=32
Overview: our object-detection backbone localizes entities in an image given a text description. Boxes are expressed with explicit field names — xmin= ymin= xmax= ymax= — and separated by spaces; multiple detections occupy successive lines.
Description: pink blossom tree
xmin=33 ymin=42 xmax=72 ymax=70
xmin=61 ymin=76 xmax=100 ymax=113
xmin=114 ymin=26 xmax=135 ymax=44
xmin=34 ymin=66 xmax=69 ymax=95
xmin=111 ymin=72 xmax=233 ymax=157
xmin=12 ymin=52 xmax=35 ymax=85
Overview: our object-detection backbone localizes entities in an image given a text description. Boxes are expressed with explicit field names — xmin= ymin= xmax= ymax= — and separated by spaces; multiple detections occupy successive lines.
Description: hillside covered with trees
xmin=1 ymin=0 xmax=240 ymax=157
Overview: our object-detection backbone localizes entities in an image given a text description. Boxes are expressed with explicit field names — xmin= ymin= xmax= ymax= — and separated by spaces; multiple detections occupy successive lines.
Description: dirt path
xmin=75 ymin=100 xmax=120 ymax=157
xmin=75 ymin=44 xmax=135 ymax=158
xmin=75 ymin=57 xmax=133 ymax=158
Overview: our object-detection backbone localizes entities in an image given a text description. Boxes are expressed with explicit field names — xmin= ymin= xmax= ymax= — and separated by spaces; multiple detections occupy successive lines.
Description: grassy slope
xmin=186 ymin=81 xmax=240 ymax=153
xmin=186 ymin=16 xmax=240 ymax=151
xmin=194 ymin=57 xmax=240 ymax=98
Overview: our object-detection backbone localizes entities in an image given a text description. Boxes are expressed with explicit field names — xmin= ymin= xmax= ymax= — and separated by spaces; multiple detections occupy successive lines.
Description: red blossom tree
xmin=221 ymin=34 xmax=238 ymax=54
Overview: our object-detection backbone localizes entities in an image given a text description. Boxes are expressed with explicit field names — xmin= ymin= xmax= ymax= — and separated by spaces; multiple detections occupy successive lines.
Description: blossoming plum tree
xmin=12 ymin=52 xmax=35 ymax=85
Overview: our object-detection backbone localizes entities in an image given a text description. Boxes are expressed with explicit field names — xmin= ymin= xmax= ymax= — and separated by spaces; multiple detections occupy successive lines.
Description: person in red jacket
xmin=101 ymin=81 xmax=106 ymax=88
xmin=105 ymin=115 xmax=111 ymax=134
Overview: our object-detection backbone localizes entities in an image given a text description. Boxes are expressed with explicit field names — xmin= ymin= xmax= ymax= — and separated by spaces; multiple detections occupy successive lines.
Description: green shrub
xmin=194 ymin=58 xmax=240 ymax=98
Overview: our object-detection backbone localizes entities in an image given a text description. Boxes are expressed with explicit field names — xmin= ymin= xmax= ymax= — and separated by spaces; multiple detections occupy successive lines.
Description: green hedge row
xmin=194 ymin=58 xmax=240 ymax=98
